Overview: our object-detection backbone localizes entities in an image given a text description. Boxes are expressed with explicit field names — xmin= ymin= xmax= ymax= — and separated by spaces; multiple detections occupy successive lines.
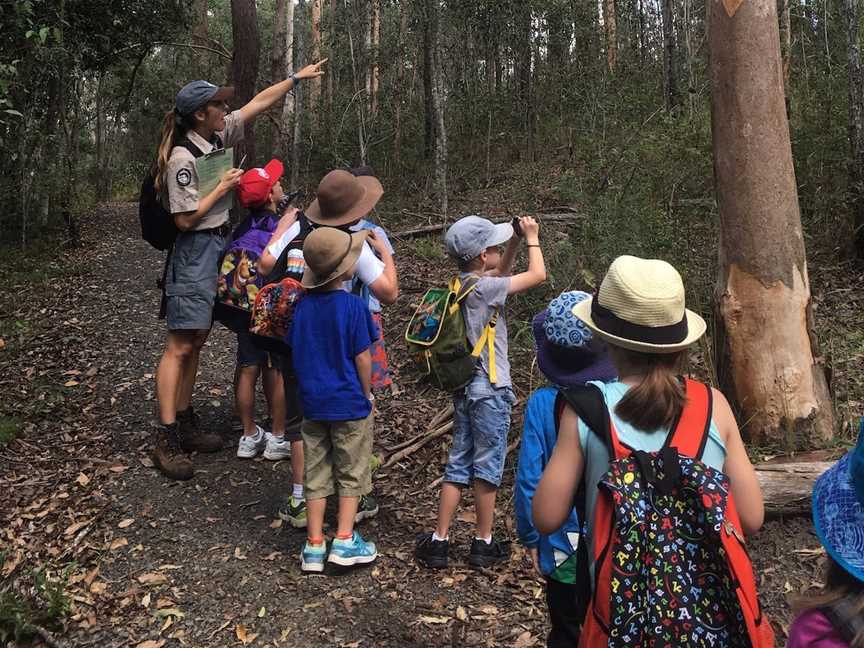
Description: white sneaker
xmin=263 ymin=432 xmax=291 ymax=460
xmin=237 ymin=425 xmax=266 ymax=458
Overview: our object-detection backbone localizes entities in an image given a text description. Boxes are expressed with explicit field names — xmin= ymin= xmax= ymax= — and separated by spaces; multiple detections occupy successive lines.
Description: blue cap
xmin=444 ymin=215 xmax=514 ymax=263
xmin=175 ymin=80 xmax=234 ymax=117
xmin=812 ymin=417 xmax=864 ymax=583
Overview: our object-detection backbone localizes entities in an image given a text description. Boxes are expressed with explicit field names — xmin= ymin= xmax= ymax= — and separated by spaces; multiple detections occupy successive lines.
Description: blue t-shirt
xmin=290 ymin=290 xmax=378 ymax=421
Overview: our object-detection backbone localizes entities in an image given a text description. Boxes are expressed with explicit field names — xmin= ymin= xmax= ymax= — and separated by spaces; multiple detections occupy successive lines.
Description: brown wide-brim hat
xmin=306 ymin=169 xmax=384 ymax=226
xmin=301 ymin=227 xmax=370 ymax=289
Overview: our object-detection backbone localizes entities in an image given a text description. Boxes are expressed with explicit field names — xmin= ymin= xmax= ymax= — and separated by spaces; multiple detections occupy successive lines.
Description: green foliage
xmin=0 ymin=565 xmax=74 ymax=643
xmin=0 ymin=415 xmax=20 ymax=447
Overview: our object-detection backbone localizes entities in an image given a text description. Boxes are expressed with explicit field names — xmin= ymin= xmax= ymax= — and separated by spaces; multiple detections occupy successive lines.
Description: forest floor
xmin=0 ymin=202 xmax=859 ymax=647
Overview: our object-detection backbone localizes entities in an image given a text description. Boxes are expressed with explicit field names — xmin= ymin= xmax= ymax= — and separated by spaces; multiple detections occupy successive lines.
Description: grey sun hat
xmin=175 ymin=80 xmax=235 ymax=117
xmin=444 ymin=215 xmax=514 ymax=263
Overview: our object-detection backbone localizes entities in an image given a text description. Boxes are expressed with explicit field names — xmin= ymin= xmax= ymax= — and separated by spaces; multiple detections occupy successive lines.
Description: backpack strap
xmin=558 ymin=384 xmax=627 ymax=461
xmin=176 ymin=138 xmax=206 ymax=159
xmin=666 ymin=378 xmax=713 ymax=461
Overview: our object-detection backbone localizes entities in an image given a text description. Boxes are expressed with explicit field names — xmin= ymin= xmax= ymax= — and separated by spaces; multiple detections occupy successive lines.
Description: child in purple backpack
xmin=788 ymin=420 xmax=864 ymax=648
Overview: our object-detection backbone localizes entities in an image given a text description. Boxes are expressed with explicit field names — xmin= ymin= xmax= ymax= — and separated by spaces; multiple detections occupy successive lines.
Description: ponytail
xmin=612 ymin=348 xmax=687 ymax=431
xmin=154 ymin=109 xmax=195 ymax=194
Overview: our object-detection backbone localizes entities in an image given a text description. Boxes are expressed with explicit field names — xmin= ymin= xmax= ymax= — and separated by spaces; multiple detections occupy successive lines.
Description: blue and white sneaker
xmin=327 ymin=531 xmax=378 ymax=567
xmin=300 ymin=540 xmax=327 ymax=573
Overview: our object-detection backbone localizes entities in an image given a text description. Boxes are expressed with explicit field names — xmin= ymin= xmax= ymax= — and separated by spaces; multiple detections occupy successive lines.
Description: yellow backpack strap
xmin=470 ymin=308 xmax=499 ymax=384
xmin=449 ymin=275 xmax=479 ymax=316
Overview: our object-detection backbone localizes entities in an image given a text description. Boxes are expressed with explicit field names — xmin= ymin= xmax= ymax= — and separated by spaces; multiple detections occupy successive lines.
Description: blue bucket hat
xmin=812 ymin=418 xmax=864 ymax=583
xmin=532 ymin=291 xmax=617 ymax=388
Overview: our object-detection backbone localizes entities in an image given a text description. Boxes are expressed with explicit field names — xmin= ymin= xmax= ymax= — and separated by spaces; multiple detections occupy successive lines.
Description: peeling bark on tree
xmin=604 ymin=0 xmax=618 ymax=73
xmin=708 ymin=0 xmax=835 ymax=448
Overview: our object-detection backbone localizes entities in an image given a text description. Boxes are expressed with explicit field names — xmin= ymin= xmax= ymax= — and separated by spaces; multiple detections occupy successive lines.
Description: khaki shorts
xmin=302 ymin=414 xmax=373 ymax=499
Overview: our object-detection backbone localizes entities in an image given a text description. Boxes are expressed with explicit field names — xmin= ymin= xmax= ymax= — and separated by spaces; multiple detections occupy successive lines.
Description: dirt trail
xmin=0 ymin=204 xmax=824 ymax=646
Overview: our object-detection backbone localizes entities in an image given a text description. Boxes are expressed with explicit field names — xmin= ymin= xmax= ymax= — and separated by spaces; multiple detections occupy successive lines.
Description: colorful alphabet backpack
xmin=404 ymin=275 xmax=498 ymax=392
xmin=247 ymin=214 xmax=313 ymax=353
xmin=570 ymin=379 xmax=774 ymax=648
xmin=214 ymin=210 xmax=279 ymax=333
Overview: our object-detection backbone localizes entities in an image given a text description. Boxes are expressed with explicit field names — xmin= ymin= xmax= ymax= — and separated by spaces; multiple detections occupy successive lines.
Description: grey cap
xmin=444 ymin=215 xmax=514 ymax=263
xmin=175 ymin=80 xmax=234 ymax=116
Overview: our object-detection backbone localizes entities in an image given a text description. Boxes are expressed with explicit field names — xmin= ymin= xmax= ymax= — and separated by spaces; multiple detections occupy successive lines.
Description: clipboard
xmin=195 ymin=146 xmax=234 ymax=197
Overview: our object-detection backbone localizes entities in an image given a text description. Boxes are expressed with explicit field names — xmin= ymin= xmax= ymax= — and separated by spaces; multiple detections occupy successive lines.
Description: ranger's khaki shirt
xmin=164 ymin=111 xmax=245 ymax=230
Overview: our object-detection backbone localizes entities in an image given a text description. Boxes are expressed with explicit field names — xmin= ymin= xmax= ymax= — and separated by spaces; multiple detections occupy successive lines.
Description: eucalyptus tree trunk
xmin=428 ymin=0 xmax=448 ymax=218
xmin=272 ymin=0 xmax=294 ymax=158
xmin=291 ymin=0 xmax=306 ymax=187
xmin=661 ymin=0 xmax=677 ymax=110
xmin=230 ymin=0 xmax=260 ymax=164
xmin=370 ymin=0 xmax=380 ymax=116
xmin=847 ymin=0 xmax=864 ymax=257
xmin=308 ymin=0 xmax=323 ymax=118
xmin=604 ymin=0 xmax=618 ymax=73
xmin=708 ymin=0 xmax=835 ymax=448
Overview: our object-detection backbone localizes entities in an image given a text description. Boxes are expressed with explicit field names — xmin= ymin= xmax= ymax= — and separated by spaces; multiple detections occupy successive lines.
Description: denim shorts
xmin=236 ymin=330 xmax=271 ymax=368
xmin=443 ymin=375 xmax=515 ymax=487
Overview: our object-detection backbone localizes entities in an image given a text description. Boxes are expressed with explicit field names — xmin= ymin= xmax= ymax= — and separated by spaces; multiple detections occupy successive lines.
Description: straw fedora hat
xmin=571 ymin=255 xmax=706 ymax=354
xmin=301 ymin=227 xmax=370 ymax=289
xmin=306 ymin=169 xmax=384 ymax=226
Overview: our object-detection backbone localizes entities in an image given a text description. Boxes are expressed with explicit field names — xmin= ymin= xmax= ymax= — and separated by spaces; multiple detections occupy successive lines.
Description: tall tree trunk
xmin=848 ymin=0 xmax=864 ymax=257
xmin=660 ymin=0 xmax=677 ymax=111
xmin=282 ymin=0 xmax=296 ymax=160
xmin=393 ymin=1 xmax=409 ymax=166
xmin=291 ymin=0 xmax=306 ymax=187
xmin=193 ymin=0 xmax=208 ymax=43
xmin=422 ymin=10 xmax=434 ymax=160
xmin=231 ymin=0 xmax=260 ymax=164
xmin=428 ymin=0 xmax=447 ymax=218
xmin=708 ymin=0 xmax=835 ymax=448
xmin=516 ymin=4 xmax=533 ymax=158
xmin=272 ymin=0 xmax=288 ymax=84
xmin=370 ymin=0 xmax=380 ymax=116
xmin=604 ymin=0 xmax=618 ymax=73
xmin=781 ymin=0 xmax=792 ymax=87
xmin=326 ymin=0 xmax=336 ymax=112
xmin=308 ymin=0 xmax=323 ymax=118
xmin=95 ymin=73 xmax=108 ymax=202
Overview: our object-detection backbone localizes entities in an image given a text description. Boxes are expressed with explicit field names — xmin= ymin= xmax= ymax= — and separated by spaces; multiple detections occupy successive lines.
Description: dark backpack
xmin=563 ymin=379 xmax=774 ymax=648
xmin=138 ymin=139 xmax=206 ymax=251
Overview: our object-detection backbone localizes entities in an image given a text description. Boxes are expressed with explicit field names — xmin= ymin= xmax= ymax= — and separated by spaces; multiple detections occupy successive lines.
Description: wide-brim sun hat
xmin=306 ymin=169 xmax=384 ymax=226
xmin=571 ymin=255 xmax=707 ymax=354
xmin=301 ymin=227 xmax=370 ymax=289
xmin=812 ymin=419 xmax=864 ymax=583
xmin=532 ymin=291 xmax=617 ymax=388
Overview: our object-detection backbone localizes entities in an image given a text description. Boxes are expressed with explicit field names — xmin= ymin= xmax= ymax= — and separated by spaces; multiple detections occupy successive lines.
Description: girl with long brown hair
xmin=151 ymin=60 xmax=327 ymax=481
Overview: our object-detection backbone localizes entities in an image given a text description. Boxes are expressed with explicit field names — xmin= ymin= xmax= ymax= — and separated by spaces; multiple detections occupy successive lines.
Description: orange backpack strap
xmin=667 ymin=378 xmax=713 ymax=460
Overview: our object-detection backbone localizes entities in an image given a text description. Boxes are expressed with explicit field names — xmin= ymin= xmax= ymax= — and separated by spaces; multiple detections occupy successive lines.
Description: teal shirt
xmin=577 ymin=380 xmax=727 ymax=584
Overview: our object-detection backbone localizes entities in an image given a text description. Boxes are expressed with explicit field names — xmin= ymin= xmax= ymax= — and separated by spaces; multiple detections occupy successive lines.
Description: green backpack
xmin=404 ymin=275 xmax=498 ymax=392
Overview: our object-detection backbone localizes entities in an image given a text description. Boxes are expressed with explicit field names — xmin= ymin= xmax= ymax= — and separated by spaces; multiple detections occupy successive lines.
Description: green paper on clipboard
xmin=196 ymin=146 xmax=234 ymax=197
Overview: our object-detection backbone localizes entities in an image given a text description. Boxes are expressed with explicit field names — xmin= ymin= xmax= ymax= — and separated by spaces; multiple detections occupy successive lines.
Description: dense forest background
xmin=1 ymin=0 xmax=862 ymax=440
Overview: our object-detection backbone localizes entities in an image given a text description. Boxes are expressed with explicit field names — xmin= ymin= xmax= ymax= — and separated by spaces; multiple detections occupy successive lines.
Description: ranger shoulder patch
xmin=176 ymin=168 xmax=192 ymax=187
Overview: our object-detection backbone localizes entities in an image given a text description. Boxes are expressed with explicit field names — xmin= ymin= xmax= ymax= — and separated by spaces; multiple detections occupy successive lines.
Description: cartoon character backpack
xmin=214 ymin=211 xmax=279 ymax=333
xmin=247 ymin=213 xmax=313 ymax=353
xmin=404 ymin=275 xmax=498 ymax=392
xmin=562 ymin=380 xmax=774 ymax=648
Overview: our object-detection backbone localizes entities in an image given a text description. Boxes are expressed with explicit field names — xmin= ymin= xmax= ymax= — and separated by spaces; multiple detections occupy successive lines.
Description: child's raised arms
xmin=506 ymin=217 xmax=546 ymax=295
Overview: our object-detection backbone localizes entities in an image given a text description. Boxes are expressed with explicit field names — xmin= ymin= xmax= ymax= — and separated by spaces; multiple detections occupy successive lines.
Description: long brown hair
xmin=794 ymin=557 xmax=864 ymax=647
xmin=153 ymin=109 xmax=196 ymax=194
xmin=610 ymin=346 xmax=687 ymax=431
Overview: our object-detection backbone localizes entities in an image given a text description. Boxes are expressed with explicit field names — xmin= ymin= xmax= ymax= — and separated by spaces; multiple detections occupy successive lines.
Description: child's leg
xmin=546 ymin=578 xmax=582 ymax=647
xmin=262 ymin=363 xmax=286 ymax=437
xmin=467 ymin=382 xmax=514 ymax=540
xmin=331 ymin=413 xmax=374 ymax=538
xmin=281 ymin=355 xmax=305 ymax=491
xmin=301 ymin=419 xmax=334 ymax=542
xmin=434 ymin=391 xmax=472 ymax=539
xmin=235 ymin=365 xmax=261 ymax=436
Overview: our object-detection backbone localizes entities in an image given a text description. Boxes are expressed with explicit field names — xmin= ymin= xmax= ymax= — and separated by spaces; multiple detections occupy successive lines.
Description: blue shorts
xmin=236 ymin=330 xmax=271 ymax=368
xmin=443 ymin=375 xmax=515 ymax=487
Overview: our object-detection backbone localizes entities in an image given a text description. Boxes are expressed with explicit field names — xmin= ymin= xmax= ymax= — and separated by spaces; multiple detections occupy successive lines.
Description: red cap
xmin=237 ymin=159 xmax=284 ymax=208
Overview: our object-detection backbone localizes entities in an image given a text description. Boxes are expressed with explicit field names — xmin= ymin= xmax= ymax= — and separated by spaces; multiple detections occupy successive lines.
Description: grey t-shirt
xmin=460 ymin=273 xmax=511 ymax=388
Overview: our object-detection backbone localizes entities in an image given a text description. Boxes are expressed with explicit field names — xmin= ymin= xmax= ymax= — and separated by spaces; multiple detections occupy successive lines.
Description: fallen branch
xmin=384 ymin=404 xmax=454 ymax=455
xmin=384 ymin=421 xmax=453 ymax=468
xmin=755 ymin=460 xmax=832 ymax=518
xmin=32 ymin=624 xmax=67 ymax=648
xmin=392 ymin=213 xmax=586 ymax=239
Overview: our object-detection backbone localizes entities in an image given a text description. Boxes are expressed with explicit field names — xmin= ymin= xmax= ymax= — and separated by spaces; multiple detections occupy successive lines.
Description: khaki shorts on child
xmin=302 ymin=413 xmax=374 ymax=500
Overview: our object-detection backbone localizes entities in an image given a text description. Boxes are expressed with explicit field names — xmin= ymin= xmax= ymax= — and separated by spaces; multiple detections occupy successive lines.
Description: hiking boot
xmin=328 ymin=531 xmax=378 ymax=567
xmin=151 ymin=423 xmax=194 ymax=481
xmin=176 ymin=407 xmax=222 ymax=454
xmin=237 ymin=425 xmax=267 ymax=459
xmin=278 ymin=496 xmax=308 ymax=528
xmin=415 ymin=532 xmax=449 ymax=569
xmin=301 ymin=540 xmax=327 ymax=573
xmin=263 ymin=432 xmax=292 ymax=460
xmin=468 ymin=537 xmax=511 ymax=569
xmin=354 ymin=494 xmax=379 ymax=523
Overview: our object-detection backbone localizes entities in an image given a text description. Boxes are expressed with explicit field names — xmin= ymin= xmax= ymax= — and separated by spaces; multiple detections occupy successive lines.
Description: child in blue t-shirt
xmin=290 ymin=226 xmax=380 ymax=573
xmin=515 ymin=291 xmax=616 ymax=648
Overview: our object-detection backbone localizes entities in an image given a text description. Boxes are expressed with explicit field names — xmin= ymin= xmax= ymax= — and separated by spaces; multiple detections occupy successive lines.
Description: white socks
xmin=432 ymin=531 xmax=448 ymax=542
xmin=292 ymin=483 xmax=304 ymax=501
xmin=475 ymin=535 xmax=492 ymax=544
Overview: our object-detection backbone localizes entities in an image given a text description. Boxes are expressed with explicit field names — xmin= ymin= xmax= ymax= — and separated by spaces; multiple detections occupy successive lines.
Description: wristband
xmin=290 ymin=73 xmax=301 ymax=86
xmin=527 ymin=244 xmax=541 ymax=248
